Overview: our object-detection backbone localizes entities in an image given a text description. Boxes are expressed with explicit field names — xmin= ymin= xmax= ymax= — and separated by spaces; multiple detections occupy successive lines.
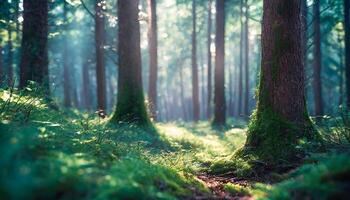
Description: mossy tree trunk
xmin=213 ymin=0 xmax=226 ymax=126
xmin=95 ymin=0 xmax=106 ymax=112
xmin=244 ymin=0 xmax=315 ymax=163
xmin=111 ymin=0 xmax=150 ymax=125
xmin=147 ymin=0 xmax=158 ymax=121
xmin=192 ymin=0 xmax=200 ymax=122
xmin=19 ymin=0 xmax=49 ymax=92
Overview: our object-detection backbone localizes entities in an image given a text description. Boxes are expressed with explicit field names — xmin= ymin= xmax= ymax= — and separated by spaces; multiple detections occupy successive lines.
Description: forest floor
xmin=1 ymin=89 xmax=350 ymax=199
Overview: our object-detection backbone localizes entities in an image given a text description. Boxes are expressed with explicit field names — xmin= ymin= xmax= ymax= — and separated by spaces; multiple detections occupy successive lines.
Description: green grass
xmin=1 ymin=88 xmax=350 ymax=199
xmin=0 ymin=88 xmax=243 ymax=199
xmin=253 ymin=153 xmax=350 ymax=200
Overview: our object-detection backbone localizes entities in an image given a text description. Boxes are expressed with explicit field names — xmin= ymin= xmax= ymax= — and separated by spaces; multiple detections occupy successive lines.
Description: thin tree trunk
xmin=95 ymin=0 xmax=106 ymax=112
xmin=338 ymin=33 xmax=344 ymax=107
xmin=207 ymin=0 xmax=213 ymax=119
xmin=180 ymin=64 xmax=188 ymax=121
xmin=192 ymin=0 xmax=200 ymax=122
xmin=19 ymin=0 xmax=49 ymax=92
xmin=15 ymin=0 xmax=20 ymax=33
xmin=213 ymin=0 xmax=226 ymax=126
xmin=112 ymin=0 xmax=150 ymax=125
xmin=345 ymin=0 xmax=350 ymax=107
xmin=200 ymin=47 xmax=206 ymax=119
xmin=229 ymin=64 xmax=234 ymax=117
xmin=238 ymin=0 xmax=244 ymax=116
xmin=82 ymin=59 xmax=91 ymax=110
xmin=7 ymin=20 xmax=13 ymax=86
xmin=63 ymin=1 xmax=71 ymax=107
xmin=244 ymin=0 xmax=249 ymax=117
xmin=72 ymin=79 xmax=79 ymax=107
xmin=233 ymin=60 xmax=238 ymax=117
xmin=147 ymin=0 xmax=158 ymax=120
xmin=313 ymin=0 xmax=324 ymax=116
xmin=0 ymin=45 xmax=3 ymax=84
xmin=244 ymin=0 xmax=315 ymax=164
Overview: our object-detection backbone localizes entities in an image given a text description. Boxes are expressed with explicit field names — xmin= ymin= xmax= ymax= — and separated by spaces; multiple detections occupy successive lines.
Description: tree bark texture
xmin=345 ymin=0 xmax=350 ymax=107
xmin=147 ymin=0 xmax=158 ymax=120
xmin=19 ymin=0 xmax=49 ymax=92
xmin=244 ymin=0 xmax=315 ymax=163
xmin=313 ymin=0 xmax=324 ymax=116
xmin=112 ymin=0 xmax=150 ymax=125
xmin=192 ymin=0 xmax=200 ymax=122
xmin=207 ymin=0 xmax=213 ymax=119
xmin=213 ymin=0 xmax=226 ymax=126
xmin=95 ymin=0 xmax=107 ymax=111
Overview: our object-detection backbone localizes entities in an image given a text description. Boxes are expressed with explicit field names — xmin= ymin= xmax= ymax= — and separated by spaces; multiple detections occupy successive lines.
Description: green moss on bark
xmin=239 ymin=106 xmax=318 ymax=169
xmin=111 ymin=85 xmax=152 ymax=127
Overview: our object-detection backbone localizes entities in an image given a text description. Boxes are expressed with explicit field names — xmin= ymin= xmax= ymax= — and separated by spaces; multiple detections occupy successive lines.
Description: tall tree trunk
xmin=82 ymin=60 xmax=91 ymax=110
xmin=229 ymin=65 xmax=234 ymax=117
xmin=232 ymin=58 xmax=239 ymax=117
xmin=15 ymin=0 xmax=20 ymax=33
xmin=301 ymin=0 xmax=308 ymax=72
xmin=200 ymin=50 xmax=206 ymax=119
xmin=213 ymin=0 xmax=226 ymax=126
xmin=238 ymin=0 xmax=244 ymax=116
xmin=112 ymin=0 xmax=150 ymax=125
xmin=207 ymin=0 xmax=213 ymax=119
xmin=192 ymin=0 xmax=200 ymax=122
xmin=147 ymin=0 xmax=158 ymax=120
xmin=339 ymin=38 xmax=344 ymax=107
xmin=95 ymin=0 xmax=106 ymax=112
xmin=7 ymin=20 xmax=13 ymax=86
xmin=313 ymin=0 xmax=324 ymax=116
xmin=345 ymin=0 xmax=350 ymax=107
xmin=244 ymin=0 xmax=315 ymax=164
xmin=72 ymin=79 xmax=79 ymax=107
xmin=244 ymin=0 xmax=249 ymax=117
xmin=180 ymin=64 xmax=188 ymax=121
xmin=63 ymin=1 xmax=71 ymax=107
xmin=19 ymin=0 xmax=49 ymax=92
xmin=0 ymin=45 xmax=3 ymax=84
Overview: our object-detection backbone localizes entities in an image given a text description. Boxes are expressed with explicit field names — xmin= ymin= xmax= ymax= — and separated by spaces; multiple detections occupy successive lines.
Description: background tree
xmin=6 ymin=15 xmax=13 ymax=86
xmin=63 ymin=1 xmax=71 ymax=107
xmin=19 ymin=0 xmax=49 ymax=92
xmin=313 ymin=0 xmax=324 ymax=116
xmin=0 ymin=44 xmax=2 ymax=84
xmin=111 ymin=0 xmax=150 ymax=125
xmin=147 ymin=0 xmax=158 ymax=120
xmin=345 ymin=0 xmax=350 ymax=107
xmin=192 ymin=0 xmax=200 ymax=122
xmin=244 ymin=0 xmax=250 ymax=117
xmin=238 ymin=0 xmax=244 ymax=117
xmin=243 ymin=0 xmax=315 ymax=164
xmin=95 ymin=0 xmax=107 ymax=111
xmin=213 ymin=0 xmax=226 ymax=126
xmin=207 ymin=0 xmax=213 ymax=119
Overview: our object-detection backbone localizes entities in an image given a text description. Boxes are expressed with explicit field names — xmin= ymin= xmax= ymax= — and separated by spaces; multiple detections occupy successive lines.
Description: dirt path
xmin=195 ymin=173 xmax=253 ymax=200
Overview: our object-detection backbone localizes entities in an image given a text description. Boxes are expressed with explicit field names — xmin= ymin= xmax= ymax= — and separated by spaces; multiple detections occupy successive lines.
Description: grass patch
xmin=253 ymin=153 xmax=350 ymax=200
xmin=1 ymin=88 xmax=350 ymax=199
